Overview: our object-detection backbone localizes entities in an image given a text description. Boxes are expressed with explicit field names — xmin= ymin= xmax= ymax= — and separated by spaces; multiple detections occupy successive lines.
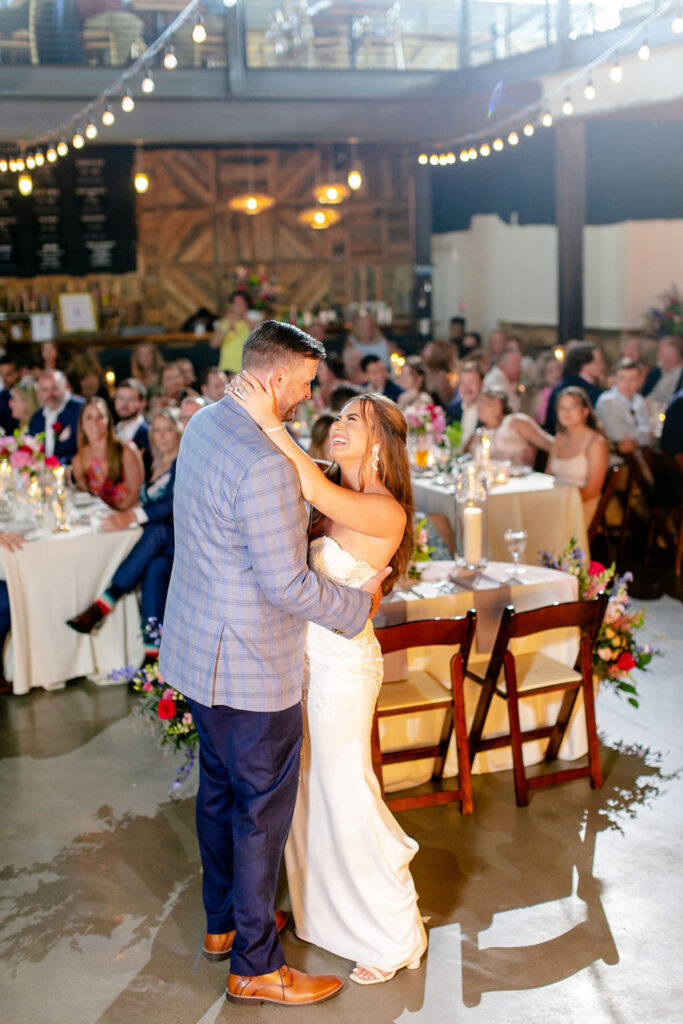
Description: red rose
xmin=18 ymin=444 xmax=33 ymax=455
xmin=588 ymin=561 xmax=605 ymax=576
xmin=44 ymin=455 xmax=60 ymax=468
xmin=616 ymin=651 xmax=636 ymax=671
xmin=52 ymin=421 xmax=63 ymax=435
xmin=157 ymin=698 xmax=177 ymax=720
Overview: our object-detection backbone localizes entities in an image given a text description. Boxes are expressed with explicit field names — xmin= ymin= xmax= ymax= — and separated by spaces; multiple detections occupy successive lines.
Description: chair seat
xmin=468 ymin=651 xmax=582 ymax=693
xmin=377 ymin=670 xmax=450 ymax=714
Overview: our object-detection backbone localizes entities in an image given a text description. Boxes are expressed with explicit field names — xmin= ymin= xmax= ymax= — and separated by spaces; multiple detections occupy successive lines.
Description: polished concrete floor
xmin=2 ymin=591 xmax=682 ymax=1024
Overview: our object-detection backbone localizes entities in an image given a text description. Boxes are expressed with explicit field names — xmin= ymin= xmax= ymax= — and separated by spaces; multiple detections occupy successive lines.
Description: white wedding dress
xmin=284 ymin=536 xmax=428 ymax=972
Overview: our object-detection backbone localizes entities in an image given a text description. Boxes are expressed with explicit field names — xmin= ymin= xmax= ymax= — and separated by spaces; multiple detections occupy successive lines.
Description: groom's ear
xmin=270 ymin=367 xmax=287 ymax=389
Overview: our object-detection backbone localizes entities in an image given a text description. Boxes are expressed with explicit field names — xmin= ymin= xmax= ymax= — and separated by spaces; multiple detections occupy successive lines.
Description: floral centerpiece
xmin=540 ymin=540 xmax=656 ymax=707
xmin=403 ymin=402 xmax=446 ymax=442
xmin=0 ymin=431 xmax=55 ymax=484
xmin=408 ymin=515 xmax=434 ymax=579
xmin=234 ymin=265 xmax=282 ymax=315
xmin=645 ymin=285 xmax=683 ymax=339
xmin=110 ymin=622 xmax=198 ymax=797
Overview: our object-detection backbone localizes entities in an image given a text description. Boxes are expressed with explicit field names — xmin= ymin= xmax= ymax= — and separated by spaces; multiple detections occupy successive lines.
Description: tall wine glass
xmin=503 ymin=527 xmax=528 ymax=576
xmin=434 ymin=438 xmax=451 ymax=485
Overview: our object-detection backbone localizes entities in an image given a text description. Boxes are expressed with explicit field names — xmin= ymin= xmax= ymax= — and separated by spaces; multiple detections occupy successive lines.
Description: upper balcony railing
xmin=0 ymin=0 xmax=663 ymax=72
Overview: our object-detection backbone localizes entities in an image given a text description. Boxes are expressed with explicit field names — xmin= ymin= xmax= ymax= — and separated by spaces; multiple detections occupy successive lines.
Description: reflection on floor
xmin=1 ymin=597 xmax=682 ymax=1024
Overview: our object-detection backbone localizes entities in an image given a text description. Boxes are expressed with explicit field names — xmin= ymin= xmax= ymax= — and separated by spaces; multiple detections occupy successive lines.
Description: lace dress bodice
xmin=307 ymin=535 xmax=378 ymax=655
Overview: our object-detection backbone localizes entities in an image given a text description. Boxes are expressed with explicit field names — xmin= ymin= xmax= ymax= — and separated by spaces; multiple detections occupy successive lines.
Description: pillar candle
xmin=463 ymin=505 xmax=483 ymax=566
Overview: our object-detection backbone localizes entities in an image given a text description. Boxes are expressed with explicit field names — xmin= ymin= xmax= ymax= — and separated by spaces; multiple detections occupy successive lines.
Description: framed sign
xmin=57 ymin=292 xmax=98 ymax=334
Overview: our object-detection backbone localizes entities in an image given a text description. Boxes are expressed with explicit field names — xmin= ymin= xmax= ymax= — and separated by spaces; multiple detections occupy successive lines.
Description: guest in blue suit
xmin=66 ymin=409 xmax=182 ymax=653
xmin=159 ymin=321 xmax=387 ymax=1006
xmin=114 ymin=378 xmax=152 ymax=476
xmin=361 ymin=353 xmax=404 ymax=403
xmin=28 ymin=370 xmax=84 ymax=464
xmin=544 ymin=342 xmax=604 ymax=434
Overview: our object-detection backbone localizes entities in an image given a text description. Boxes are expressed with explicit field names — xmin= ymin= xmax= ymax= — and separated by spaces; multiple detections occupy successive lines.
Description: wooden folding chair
xmin=467 ymin=595 xmax=607 ymax=806
xmin=371 ymin=611 xmax=476 ymax=814
xmin=587 ymin=463 xmax=622 ymax=548
xmin=641 ymin=447 xmax=683 ymax=576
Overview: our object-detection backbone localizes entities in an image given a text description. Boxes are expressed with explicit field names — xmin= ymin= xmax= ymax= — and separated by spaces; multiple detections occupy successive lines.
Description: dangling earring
xmin=370 ymin=442 xmax=381 ymax=474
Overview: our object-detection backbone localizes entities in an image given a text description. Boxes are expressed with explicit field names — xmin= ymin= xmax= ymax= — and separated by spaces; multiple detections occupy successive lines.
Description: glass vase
xmin=454 ymin=464 xmax=488 ymax=569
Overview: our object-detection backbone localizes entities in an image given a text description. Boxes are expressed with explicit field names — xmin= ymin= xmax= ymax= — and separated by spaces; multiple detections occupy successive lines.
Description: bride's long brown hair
xmin=355 ymin=394 xmax=414 ymax=594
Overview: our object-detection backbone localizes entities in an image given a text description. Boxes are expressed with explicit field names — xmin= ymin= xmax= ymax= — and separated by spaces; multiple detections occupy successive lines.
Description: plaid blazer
xmin=159 ymin=397 xmax=371 ymax=711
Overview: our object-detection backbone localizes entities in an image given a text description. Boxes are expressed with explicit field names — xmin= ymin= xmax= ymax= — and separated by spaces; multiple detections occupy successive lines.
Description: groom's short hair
xmin=242 ymin=320 xmax=325 ymax=372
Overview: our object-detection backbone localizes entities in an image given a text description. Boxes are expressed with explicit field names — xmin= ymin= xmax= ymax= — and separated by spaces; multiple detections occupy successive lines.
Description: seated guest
xmin=361 ymin=354 xmax=403 ymax=403
xmin=131 ymin=341 xmax=164 ymax=393
xmin=72 ymin=398 xmax=144 ymax=510
xmin=147 ymin=362 xmax=188 ymax=417
xmin=200 ymin=367 xmax=229 ymax=403
xmin=544 ymin=341 xmax=605 ymax=434
xmin=596 ymin=359 xmax=652 ymax=456
xmin=179 ymin=394 xmax=208 ymax=427
xmin=176 ymin=357 xmax=197 ymax=392
xmin=0 ymin=353 xmax=23 ymax=435
xmin=313 ymin=355 xmax=347 ymax=411
xmin=423 ymin=341 xmax=456 ymax=407
xmin=114 ymin=378 xmax=151 ymax=471
xmin=9 ymin=379 xmax=40 ymax=433
xmin=308 ymin=414 xmax=335 ymax=462
xmin=329 ymin=383 xmax=363 ymax=413
xmin=619 ymin=335 xmax=649 ymax=389
xmin=40 ymin=340 xmax=63 ymax=373
xmin=343 ymin=313 xmax=391 ymax=383
xmin=547 ymin=386 xmax=609 ymax=526
xmin=532 ymin=355 xmax=563 ymax=424
xmin=460 ymin=331 xmax=481 ymax=358
xmin=469 ymin=387 xmax=553 ymax=466
xmin=398 ymin=356 xmax=433 ymax=410
xmin=67 ymin=348 xmax=111 ymax=407
xmin=0 ymin=530 xmax=26 ymax=693
xmin=28 ymin=370 xmax=84 ymax=464
xmin=641 ymin=336 xmax=683 ymax=407
xmin=654 ymin=389 xmax=683 ymax=507
xmin=66 ymin=408 xmax=183 ymax=645
xmin=448 ymin=316 xmax=465 ymax=357
xmin=446 ymin=361 xmax=483 ymax=450
xmin=486 ymin=328 xmax=507 ymax=366
xmin=483 ymin=344 xmax=523 ymax=412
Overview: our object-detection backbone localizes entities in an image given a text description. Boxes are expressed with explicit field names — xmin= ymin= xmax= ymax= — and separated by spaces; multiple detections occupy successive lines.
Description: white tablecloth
xmin=0 ymin=519 xmax=145 ymax=694
xmin=375 ymin=560 xmax=583 ymax=789
xmin=413 ymin=471 xmax=589 ymax=564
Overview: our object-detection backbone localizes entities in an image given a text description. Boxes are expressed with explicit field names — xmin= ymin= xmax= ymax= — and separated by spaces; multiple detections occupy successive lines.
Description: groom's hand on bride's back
xmin=362 ymin=567 xmax=391 ymax=618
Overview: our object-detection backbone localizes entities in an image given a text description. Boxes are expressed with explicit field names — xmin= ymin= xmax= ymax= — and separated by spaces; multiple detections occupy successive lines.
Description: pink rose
xmin=162 ymin=687 xmax=175 ymax=700
xmin=10 ymin=450 xmax=31 ymax=469
xmin=141 ymin=681 xmax=154 ymax=692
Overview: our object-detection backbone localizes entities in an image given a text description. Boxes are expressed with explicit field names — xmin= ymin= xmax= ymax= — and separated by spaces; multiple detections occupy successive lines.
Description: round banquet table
xmin=375 ymin=560 xmax=586 ymax=788
xmin=412 ymin=471 xmax=589 ymax=564
xmin=0 ymin=514 xmax=145 ymax=695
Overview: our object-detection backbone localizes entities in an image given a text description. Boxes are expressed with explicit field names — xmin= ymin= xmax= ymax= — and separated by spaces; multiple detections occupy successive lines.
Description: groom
xmin=159 ymin=321 xmax=388 ymax=1006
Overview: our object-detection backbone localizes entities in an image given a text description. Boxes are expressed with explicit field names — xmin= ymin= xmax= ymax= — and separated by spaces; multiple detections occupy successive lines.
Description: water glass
xmin=503 ymin=527 xmax=528 ymax=575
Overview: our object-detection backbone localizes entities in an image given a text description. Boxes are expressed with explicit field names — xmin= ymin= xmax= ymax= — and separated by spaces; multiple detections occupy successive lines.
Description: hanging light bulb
xmin=523 ymin=123 xmax=534 ymax=137
xmin=163 ymin=46 xmax=178 ymax=70
xmin=134 ymin=171 xmax=150 ymax=194
xmin=479 ymin=143 xmax=491 ymax=157
xmin=584 ymin=79 xmax=596 ymax=100
xmin=609 ymin=61 xmax=623 ymax=83
xmin=17 ymin=174 xmax=33 ymax=196
xmin=72 ymin=130 xmax=85 ymax=149
xmin=121 ymin=91 xmax=135 ymax=113
xmin=298 ymin=207 xmax=341 ymax=230
xmin=141 ymin=70 xmax=155 ymax=94
xmin=46 ymin=145 xmax=57 ymax=163
xmin=34 ymin=148 xmax=44 ymax=166
xmin=673 ymin=10 xmax=683 ymax=34
xmin=57 ymin=139 xmax=69 ymax=157
xmin=446 ymin=153 xmax=456 ymax=164
xmin=467 ymin=147 xmax=477 ymax=160
xmin=638 ymin=36 xmax=651 ymax=61
xmin=9 ymin=159 xmax=16 ymax=172
xmin=15 ymin=158 xmax=25 ymax=171
xmin=562 ymin=94 xmax=574 ymax=116
xmin=429 ymin=154 xmax=439 ymax=165
xmin=85 ymin=120 xmax=98 ymax=140
xmin=417 ymin=153 xmax=428 ymax=165
xmin=438 ymin=154 xmax=448 ymax=165
xmin=492 ymin=138 xmax=504 ymax=152
xmin=192 ymin=15 xmax=207 ymax=43
xmin=223 ymin=0 xmax=237 ymax=6
xmin=507 ymin=131 xmax=519 ymax=145
xmin=102 ymin=104 xmax=115 ymax=126
xmin=542 ymin=109 xmax=553 ymax=128
xmin=459 ymin=149 xmax=469 ymax=162
xmin=0 ymin=159 xmax=7 ymax=173
xmin=26 ymin=154 xmax=36 ymax=170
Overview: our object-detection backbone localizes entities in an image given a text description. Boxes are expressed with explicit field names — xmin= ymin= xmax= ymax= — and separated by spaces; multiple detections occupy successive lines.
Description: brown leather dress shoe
xmin=203 ymin=908 xmax=289 ymax=962
xmin=66 ymin=604 xmax=105 ymax=634
xmin=226 ymin=965 xmax=343 ymax=1006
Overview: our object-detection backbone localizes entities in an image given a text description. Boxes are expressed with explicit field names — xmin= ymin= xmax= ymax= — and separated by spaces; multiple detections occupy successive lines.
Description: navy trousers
xmin=0 ymin=579 xmax=10 ymax=650
xmin=187 ymin=698 xmax=302 ymax=978
xmin=111 ymin=522 xmax=174 ymax=625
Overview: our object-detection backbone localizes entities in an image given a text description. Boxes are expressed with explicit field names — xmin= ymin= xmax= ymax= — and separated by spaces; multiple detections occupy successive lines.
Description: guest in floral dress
xmin=71 ymin=397 xmax=144 ymax=510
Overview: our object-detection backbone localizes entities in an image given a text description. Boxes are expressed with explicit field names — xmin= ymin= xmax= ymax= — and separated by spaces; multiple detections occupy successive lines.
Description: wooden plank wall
xmin=135 ymin=143 xmax=414 ymax=328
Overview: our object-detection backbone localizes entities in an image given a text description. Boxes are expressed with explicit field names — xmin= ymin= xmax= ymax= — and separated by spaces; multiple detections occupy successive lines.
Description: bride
xmin=230 ymin=373 xmax=428 ymax=985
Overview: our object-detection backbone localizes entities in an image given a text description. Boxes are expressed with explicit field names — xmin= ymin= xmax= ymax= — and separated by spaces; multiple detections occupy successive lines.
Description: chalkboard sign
xmin=0 ymin=145 xmax=136 ymax=278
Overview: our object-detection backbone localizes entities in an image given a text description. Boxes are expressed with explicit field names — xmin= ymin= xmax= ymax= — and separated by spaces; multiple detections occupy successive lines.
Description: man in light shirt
xmin=642 ymin=336 xmax=683 ymax=408
xmin=483 ymin=345 xmax=522 ymax=412
xmin=596 ymin=359 xmax=652 ymax=456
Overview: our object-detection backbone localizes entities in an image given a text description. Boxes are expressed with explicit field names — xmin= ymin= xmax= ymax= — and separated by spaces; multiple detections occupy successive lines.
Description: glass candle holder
xmin=454 ymin=464 xmax=488 ymax=569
